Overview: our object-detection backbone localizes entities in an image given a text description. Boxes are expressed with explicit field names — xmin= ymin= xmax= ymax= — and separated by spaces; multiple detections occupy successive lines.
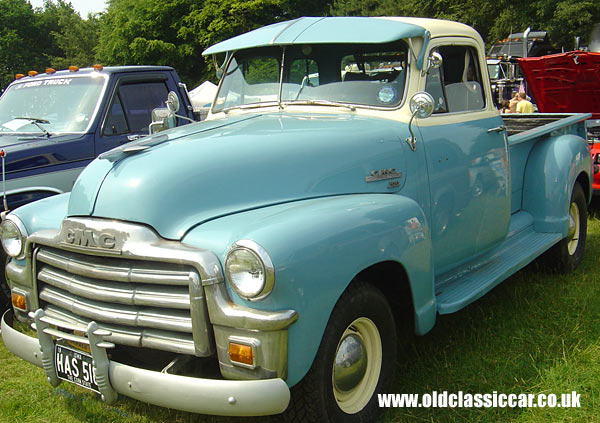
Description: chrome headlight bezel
xmin=0 ymin=214 xmax=28 ymax=260
xmin=224 ymin=239 xmax=275 ymax=301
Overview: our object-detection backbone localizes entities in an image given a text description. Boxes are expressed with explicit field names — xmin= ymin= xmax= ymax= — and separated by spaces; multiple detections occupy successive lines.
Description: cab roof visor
xmin=202 ymin=17 xmax=429 ymax=69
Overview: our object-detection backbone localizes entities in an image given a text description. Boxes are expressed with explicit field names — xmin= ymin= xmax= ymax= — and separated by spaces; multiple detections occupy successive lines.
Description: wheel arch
xmin=576 ymin=170 xmax=591 ymax=204
xmin=353 ymin=261 xmax=414 ymax=331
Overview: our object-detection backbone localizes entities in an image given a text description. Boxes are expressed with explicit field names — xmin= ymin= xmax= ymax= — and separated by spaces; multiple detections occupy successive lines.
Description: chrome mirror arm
xmin=405 ymin=91 xmax=435 ymax=152
xmin=405 ymin=109 xmax=419 ymax=151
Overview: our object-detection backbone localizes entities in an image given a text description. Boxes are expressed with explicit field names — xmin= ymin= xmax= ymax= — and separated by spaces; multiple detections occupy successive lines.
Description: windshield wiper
xmin=13 ymin=117 xmax=52 ymax=137
xmin=285 ymin=100 xmax=356 ymax=111
xmin=223 ymin=102 xmax=279 ymax=113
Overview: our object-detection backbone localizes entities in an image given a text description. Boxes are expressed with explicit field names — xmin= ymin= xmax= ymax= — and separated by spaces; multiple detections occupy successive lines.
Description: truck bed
xmin=502 ymin=113 xmax=579 ymax=136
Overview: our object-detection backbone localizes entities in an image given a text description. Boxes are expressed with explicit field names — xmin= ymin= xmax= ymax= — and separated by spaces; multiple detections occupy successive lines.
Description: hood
xmin=68 ymin=113 xmax=409 ymax=240
xmin=0 ymin=133 xmax=86 ymax=173
xmin=0 ymin=132 xmax=82 ymax=150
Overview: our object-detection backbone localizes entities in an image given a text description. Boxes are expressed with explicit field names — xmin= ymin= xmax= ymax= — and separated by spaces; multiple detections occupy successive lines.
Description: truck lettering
xmin=65 ymin=228 xmax=116 ymax=249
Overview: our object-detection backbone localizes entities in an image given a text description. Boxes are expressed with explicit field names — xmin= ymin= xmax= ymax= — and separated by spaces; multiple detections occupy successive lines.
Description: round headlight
xmin=225 ymin=240 xmax=275 ymax=301
xmin=0 ymin=215 xmax=28 ymax=259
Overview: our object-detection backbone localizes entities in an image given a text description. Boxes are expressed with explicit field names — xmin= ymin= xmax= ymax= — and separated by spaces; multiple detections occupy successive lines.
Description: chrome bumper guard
xmin=2 ymin=310 xmax=291 ymax=416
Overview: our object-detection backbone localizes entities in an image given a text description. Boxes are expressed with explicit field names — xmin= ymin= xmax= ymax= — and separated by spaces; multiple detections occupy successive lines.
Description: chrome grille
xmin=34 ymin=245 xmax=208 ymax=356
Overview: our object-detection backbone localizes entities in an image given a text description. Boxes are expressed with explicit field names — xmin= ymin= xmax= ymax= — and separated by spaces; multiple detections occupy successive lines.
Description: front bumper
xmin=1 ymin=310 xmax=291 ymax=416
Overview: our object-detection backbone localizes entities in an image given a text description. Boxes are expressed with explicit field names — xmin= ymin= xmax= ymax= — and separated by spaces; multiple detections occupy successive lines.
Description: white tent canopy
xmin=189 ymin=81 xmax=217 ymax=111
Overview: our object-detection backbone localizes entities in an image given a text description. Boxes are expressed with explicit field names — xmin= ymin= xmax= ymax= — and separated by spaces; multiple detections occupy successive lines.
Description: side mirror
xmin=149 ymin=108 xmax=176 ymax=134
xmin=166 ymin=91 xmax=180 ymax=114
xmin=406 ymin=92 xmax=435 ymax=151
xmin=409 ymin=91 xmax=435 ymax=119
xmin=425 ymin=51 xmax=443 ymax=74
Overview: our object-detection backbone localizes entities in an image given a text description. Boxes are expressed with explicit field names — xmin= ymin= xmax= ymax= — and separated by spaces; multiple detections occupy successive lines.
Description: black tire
xmin=539 ymin=182 xmax=587 ymax=273
xmin=0 ymin=249 xmax=10 ymax=314
xmin=285 ymin=282 xmax=397 ymax=423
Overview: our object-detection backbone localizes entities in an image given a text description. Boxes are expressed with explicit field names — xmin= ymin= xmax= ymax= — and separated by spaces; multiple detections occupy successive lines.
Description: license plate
xmin=55 ymin=343 xmax=100 ymax=393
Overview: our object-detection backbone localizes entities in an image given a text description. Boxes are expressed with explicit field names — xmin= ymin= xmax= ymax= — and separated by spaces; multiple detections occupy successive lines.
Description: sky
xmin=29 ymin=0 xmax=108 ymax=17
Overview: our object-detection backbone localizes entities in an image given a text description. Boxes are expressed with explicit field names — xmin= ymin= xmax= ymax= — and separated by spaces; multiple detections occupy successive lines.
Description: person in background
xmin=516 ymin=92 xmax=534 ymax=113
xmin=509 ymin=91 xmax=520 ymax=113
xmin=499 ymin=99 xmax=511 ymax=113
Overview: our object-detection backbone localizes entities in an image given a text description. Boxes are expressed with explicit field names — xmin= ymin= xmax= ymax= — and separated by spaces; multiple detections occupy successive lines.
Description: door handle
xmin=487 ymin=125 xmax=506 ymax=133
xmin=127 ymin=134 xmax=143 ymax=142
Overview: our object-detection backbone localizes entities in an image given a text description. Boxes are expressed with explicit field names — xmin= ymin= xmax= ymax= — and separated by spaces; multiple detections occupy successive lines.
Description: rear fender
xmin=522 ymin=134 xmax=591 ymax=235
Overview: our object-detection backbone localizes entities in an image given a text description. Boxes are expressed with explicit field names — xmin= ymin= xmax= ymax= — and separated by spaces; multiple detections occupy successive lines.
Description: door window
xmin=425 ymin=45 xmax=485 ymax=113
xmin=103 ymin=81 xmax=169 ymax=136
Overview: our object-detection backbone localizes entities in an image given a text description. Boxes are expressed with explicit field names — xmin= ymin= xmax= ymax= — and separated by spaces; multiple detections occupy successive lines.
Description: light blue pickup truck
xmin=0 ymin=17 xmax=592 ymax=422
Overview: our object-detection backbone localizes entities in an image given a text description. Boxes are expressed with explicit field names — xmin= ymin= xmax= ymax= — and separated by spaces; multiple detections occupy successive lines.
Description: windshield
xmin=0 ymin=75 xmax=106 ymax=134
xmin=213 ymin=42 xmax=409 ymax=112
xmin=487 ymin=64 xmax=500 ymax=80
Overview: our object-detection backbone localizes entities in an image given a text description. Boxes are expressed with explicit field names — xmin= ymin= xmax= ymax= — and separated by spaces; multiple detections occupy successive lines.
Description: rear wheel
xmin=539 ymin=182 xmax=587 ymax=272
xmin=286 ymin=282 xmax=397 ymax=423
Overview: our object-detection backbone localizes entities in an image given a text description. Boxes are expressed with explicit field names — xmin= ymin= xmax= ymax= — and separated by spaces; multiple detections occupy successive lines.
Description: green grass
xmin=1 ymin=220 xmax=600 ymax=423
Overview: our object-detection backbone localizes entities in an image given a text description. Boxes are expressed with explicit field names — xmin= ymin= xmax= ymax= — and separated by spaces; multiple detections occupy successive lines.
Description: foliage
xmin=330 ymin=0 xmax=600 ymax=52
xmin=0 ymin=0 xmax=598 ymax=91
xmin=0 ymin=0 xmax=45 ymax=90
xmin=42 ymin=0 xmax=100 ymax=70
xmin=96 ymin=0 xmax=201 ymax=84
xmin=0 ymin=0 xmax=99 ymax=91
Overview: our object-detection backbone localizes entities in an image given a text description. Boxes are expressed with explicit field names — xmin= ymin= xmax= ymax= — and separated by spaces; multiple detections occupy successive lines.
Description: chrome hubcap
xmin=332 ymin=317 xmax=382 ymax=414
xmin=333 ymin=333 xmax=368 ymax=392
xmin=567 ymin=201 xmax=580 ymax=256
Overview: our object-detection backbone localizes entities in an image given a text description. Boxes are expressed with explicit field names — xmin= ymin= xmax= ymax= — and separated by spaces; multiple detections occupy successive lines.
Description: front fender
xmin=4 ymin=187 xmax=63 ymax=211
xmin=7 ymin=192 xmax=70 ymax=235
xmin=522 ymin=134 xmax=591 ymax=235
xmin=183 ymin=194 xmax=435 ymax=387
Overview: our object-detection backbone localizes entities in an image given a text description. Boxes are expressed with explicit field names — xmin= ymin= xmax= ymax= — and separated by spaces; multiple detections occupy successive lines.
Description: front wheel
xmin=0 ymin=250 xmax=10 ymax=313
xmin=286 ymin=282 xmax=397 ymax=422
xmin=539 ymin=182 xmax=587 ymax=273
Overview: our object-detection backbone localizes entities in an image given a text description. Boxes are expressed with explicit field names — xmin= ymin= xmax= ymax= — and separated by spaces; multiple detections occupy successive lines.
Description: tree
xmin=330 ymin=0 xmax=600 ymax=52
xmin=97 ymin=0 xmax=201 ymax=85
xmin=40 ymin=0 xmax=100 ymax=69
xmin=0 ymin=0 xmax=46 ymax=89
xmin=97 ymin=0 xmax=334 ymax=87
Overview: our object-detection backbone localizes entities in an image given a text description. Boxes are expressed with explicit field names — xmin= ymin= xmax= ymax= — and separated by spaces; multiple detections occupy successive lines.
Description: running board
xmin=435 ymin=228 xmax=562 ymax=314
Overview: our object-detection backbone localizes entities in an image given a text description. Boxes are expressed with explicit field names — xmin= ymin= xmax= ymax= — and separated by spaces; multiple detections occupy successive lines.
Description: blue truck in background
xmin=0 ymin=17 xmax=593 ymax=423
xmin=0 ymin=65 xmax=195 ymax=311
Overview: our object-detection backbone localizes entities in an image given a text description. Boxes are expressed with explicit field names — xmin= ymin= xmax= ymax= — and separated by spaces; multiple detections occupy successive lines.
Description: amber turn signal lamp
xmin=228 ymin=342 xmax=253 ymax=366
xmin=28 ymin=70 xmax=38 ymax=77
xmin=45 ymin=68 xmax=56 ymax=74
xmin=69 ymin=66 xmax=79 ymax=72
xmin=11 ymin=292 xmax=26 ymax=311
xmin=15 ymin=73 xmax=24 ymax=80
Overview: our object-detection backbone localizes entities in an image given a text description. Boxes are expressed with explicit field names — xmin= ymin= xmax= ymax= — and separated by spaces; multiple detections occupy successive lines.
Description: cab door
xmin=417 ymin=41 xmax=510 ymax=275
xmin=96 ymin=74 xmax=171 ymax=154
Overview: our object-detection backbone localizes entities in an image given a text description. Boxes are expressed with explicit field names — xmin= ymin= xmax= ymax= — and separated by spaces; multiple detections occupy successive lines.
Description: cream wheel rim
xmin=567 ymin=201 xmax=580 ymax=256
xmin=332 ymin=317 xmax=382 ymax=414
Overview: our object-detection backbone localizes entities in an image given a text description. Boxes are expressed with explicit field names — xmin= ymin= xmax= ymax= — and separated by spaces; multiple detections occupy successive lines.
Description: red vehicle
xmin=519 ymin=51 xmax=600 ymax=194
